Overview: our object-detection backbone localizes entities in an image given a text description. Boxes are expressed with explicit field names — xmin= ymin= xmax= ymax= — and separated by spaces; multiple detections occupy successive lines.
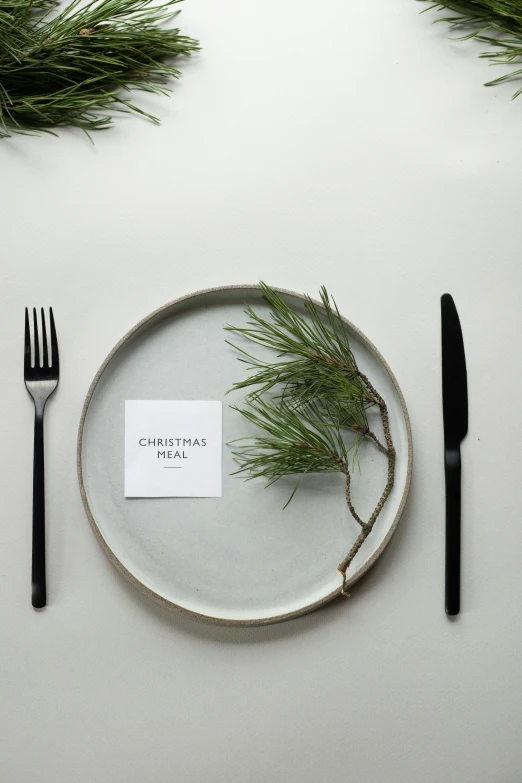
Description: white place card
xmin=125 ymin=400 xmax=222 ymax=498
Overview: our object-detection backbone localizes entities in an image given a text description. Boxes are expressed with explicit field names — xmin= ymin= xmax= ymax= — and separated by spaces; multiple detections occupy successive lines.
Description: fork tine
xmin=24 ymin=308 xmax=31 ymax=373
xmin=41 ymin=308 xmax=49 ymax=368
xmin=33 ymin=308 xmax=39 ymax=368
xmin=49 ymin=307 xmax=59 ymax=371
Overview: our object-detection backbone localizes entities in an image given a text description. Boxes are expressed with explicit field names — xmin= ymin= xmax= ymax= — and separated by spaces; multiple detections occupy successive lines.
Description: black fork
xmin=24 ymin=308 xmax=59 ymax=608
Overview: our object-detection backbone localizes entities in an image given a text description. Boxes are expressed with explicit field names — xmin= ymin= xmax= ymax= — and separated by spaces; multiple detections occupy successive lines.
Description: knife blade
xmin=441 ymin=293 xmax=468 ymax=616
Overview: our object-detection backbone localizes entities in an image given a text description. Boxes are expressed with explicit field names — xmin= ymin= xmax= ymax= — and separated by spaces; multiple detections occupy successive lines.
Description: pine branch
xmin=0 ymin=0 xmax=199 ymax=138
xmin=420 ymin=0 xmax=522 ymax=98
xmin=226 ymin=284 xmax=396 ymax=589
xmin=229 ymin=397 xmax=350 ymax=508
xmin=226 ymin=283 xmax=377 ymax=437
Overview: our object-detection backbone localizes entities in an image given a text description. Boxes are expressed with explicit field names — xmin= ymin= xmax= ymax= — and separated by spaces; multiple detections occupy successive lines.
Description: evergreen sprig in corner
xmin=0 ymin=0 xmax=199 ymax=138
xmin=422 ymin=0 xmax=522 ymax=99
xmin=225 ymin=284 xmax=396 ymax=592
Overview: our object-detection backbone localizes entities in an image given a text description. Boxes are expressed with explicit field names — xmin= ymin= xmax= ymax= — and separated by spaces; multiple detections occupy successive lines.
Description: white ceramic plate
xmin=78 ymin=286 xmax=412 ymax=625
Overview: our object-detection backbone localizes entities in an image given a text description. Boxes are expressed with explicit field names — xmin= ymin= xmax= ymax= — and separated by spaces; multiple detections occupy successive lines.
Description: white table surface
xmin=2 ymin=1 xmax=522 ymax=780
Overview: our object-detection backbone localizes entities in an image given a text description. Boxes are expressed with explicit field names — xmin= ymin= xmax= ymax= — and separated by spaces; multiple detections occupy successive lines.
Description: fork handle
xmin=32 ymin=411 xmax=46 ymax=608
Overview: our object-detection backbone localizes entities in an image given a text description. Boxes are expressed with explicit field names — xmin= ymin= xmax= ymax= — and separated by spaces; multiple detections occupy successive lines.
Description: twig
xmin=351 ymin=424 xmax=388 ymax=455
xmin=337 ymin=372 xmax=396 ymax=587
xmin=343 ymin=469 xmax=365 ymax=529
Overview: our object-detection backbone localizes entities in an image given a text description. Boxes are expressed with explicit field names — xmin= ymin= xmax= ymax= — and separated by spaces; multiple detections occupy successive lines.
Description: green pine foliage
xmin=225 ymin=284 xmax=382 ymax=501
xmin=226 ymin=284 xmax=374 ymax=435
xmin=226 ymin=284 xmax=396 ymax=584
xmin=228 ymin=397 xmax=351 ymax=509
xmin=422 ymin=1 xmax=522 ymax=97
xmin=0 ymin=0 xmax=198 ymax=138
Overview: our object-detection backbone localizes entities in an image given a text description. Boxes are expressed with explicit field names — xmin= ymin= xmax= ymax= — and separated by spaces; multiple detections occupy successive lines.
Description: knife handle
xmin=444 ymin=446 xmax=461 ymax=616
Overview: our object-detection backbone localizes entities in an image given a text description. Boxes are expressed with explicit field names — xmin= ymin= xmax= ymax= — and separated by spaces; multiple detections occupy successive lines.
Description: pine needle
xmin=0 ymin=0 xmax=199 ymax=137
xmin=421 ymin=0 xmax=522 ymax=97
xmin=229 ymin=397 xmax=350 ymax=488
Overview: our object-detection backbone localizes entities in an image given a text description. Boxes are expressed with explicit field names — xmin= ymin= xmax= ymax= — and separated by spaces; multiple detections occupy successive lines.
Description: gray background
xmin=1 ymin=0 xmax=521 ymax=780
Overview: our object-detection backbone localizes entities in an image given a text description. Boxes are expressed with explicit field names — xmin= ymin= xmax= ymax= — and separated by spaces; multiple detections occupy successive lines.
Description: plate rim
xmin=77 ymin=284 xmax=413 ymax=626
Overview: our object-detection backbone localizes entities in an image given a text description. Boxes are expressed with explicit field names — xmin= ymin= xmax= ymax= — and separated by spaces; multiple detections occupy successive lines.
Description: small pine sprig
xmin=420 ymin=0 xmax=522 ymax=99
xmin=226 ymin=283 xmax=381 ymax=444
xmin=229 ymin=397 xmax=350 ymax=508
xmin=0 ymin=0 xmax=199 ymax=138
xmin=226 ymin=284 xmax=396 ymax=588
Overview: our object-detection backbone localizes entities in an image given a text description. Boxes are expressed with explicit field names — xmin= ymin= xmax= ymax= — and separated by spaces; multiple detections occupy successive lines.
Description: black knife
xmin=441 ymin=294 xmax=468 ymax=616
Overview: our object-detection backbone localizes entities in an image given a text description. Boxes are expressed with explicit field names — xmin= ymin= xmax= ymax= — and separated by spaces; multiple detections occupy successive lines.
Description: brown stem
xmin=364 ymin=429 xmax=388 ymax=455
xmin=350 ymin=423 xmax=387 ymax=454
xmin=338 ymin=373 xmax=396 ymax=587
xmin=344 ymin=470 xmax=365 ymax=528
xmin=339 ymin=526 xmax=371 ymax=577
